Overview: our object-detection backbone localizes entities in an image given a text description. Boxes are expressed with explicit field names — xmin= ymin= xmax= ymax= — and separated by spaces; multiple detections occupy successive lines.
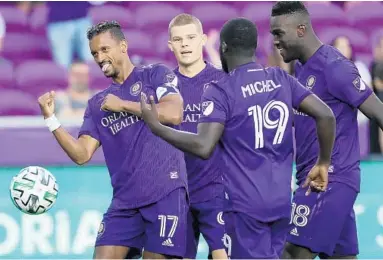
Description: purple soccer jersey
xmin=78 ymin=64 xmax=187 ymax=209
xmin=293 ymin=45 xmax=373 ymax=192
xmin=175 ymin=62 xmax=226 ymax=203
xmin=199 ymin=62 xmax=312 ymax=222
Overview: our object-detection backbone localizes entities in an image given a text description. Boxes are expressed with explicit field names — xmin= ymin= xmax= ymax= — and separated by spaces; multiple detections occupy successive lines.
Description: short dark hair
xmin=271 ymin=1 xmax=309 ymax=17
xmin=87 ymin=21 xmax=125 ymax=41
xmin=220 ymin=18 xmax=258 ymax=54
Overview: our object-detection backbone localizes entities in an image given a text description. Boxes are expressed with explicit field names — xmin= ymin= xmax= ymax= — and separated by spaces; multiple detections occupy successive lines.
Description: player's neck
xmin=178 ymin=59 xmax=206 ymax=78
xmin=114 ymin=59 xmax=135 ymax=84
xmin=299 ymin=36 xmax=323 ymax=64
xmin=228 ymin=56 xmax=254 ymax=72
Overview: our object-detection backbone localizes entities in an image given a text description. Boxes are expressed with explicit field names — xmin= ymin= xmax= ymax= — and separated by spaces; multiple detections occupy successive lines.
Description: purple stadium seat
xmin=15 ymin=60 xmax=68 ymax=97
xmin=0 ymin=7 xmax=29 ymax=32
xmin=306 ymin=3 xmax=349 ymax=32
xmin=123 ymin=30 xmax=153 ymax=57
xmin=2 ymin=33 xmax=51 ymax=65
xmin=241 ymin=3 xmax=273 ymax=37
xmin=135 ymin=3 xmax=184 ymax=31
xmin=191 ymin=3 xmax=238 ymax=32
xmin=0 ymin=89 xmax=40 ymax=116
xmin=346 ymin=2 xmax=383 ymax=34
xmin=318 ymin=27 xmax=370 ymax=54
xmin=29 ymin=5 xmax=48 ymax=35
xmin=156 ymin=32 xmax=172 ymax=59
xmin=87 ymin=62 xmax=112 ymax=90
xmin=0 ymin=62 xmax=14 ymax=88
xmin=88 ymin=5 xmax=135 ymax=29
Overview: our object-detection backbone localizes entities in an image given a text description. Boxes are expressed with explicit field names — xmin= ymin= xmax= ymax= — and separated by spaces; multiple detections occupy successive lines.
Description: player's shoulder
xmin=322 ymin=45 xmax=358 ymax=74
xmin=139 ymin=63 xmax=173 ymax=74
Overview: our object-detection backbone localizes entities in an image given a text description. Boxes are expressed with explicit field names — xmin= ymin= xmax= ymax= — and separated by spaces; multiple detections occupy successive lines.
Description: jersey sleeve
xmin=326 ymin=60 xmax=373 ymax=108
xmin=286 ymin=71 xmax=312 ymax=109
xmin=199 ymin=81 xmax=229 ymax=125
xmin=78 ymin=101 xmax=101 ymax=142
xmin=149 ymin=64 xmax=180 ymax=100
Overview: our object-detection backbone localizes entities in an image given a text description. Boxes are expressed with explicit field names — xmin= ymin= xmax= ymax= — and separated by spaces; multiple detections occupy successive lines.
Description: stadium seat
xmin=89 ymin=4 xmax=135 ymax=29
xmin=15 ymin=60 xmax=68 ymax=97
xmin=123 ymin=30 xmax=153 ymax=57
xmin=318 ymin=27 xmax=370 ymax=54
xmin=306 ymin=2 xmax=349 ymax=32
xmin=241 ymin=3 xmax=273 ymax=37
xmin=0 ymin=62 xmax=14 ymax=88
xmin=0 ymin=89 xmax=40 ymax=116
xmin=346 ymin=2 xmax=383 ymax=34
xmin=0 ymin=6 xmax=29 ymax=32
xmin=156 ymin=32 xmax=172 ymax=60
xmin=191 ymin=3 xmax=238 ymax=32
xmin=135 ymin=3 xmax=184 ymax=31
xmin=29 ymin=5 xmax=48 ymax=35
xmin=2 ymin=33 xmax=51 ymax=65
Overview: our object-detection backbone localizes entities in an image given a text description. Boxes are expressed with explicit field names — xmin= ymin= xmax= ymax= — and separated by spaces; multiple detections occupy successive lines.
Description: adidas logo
xmin=162 ymin=238 xmax=174 ymax=247
xmin=290 ymin=227 xmax=299 ymax=236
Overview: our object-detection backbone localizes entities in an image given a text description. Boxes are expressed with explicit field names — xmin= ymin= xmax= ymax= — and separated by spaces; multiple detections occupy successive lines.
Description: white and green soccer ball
xmin=9 ymin=166 xmax=59 ymax=215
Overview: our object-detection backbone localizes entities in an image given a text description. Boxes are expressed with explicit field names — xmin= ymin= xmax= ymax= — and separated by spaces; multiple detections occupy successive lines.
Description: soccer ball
xmin=9 ymin=166 xmax=59 ymax=215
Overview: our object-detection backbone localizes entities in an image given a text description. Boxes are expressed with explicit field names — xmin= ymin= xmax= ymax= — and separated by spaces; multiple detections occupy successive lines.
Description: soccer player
xmin=167 ymin=13 xmax=227 ymax=259
xmin=270 ymin=2 xmax=383 ymax=259
xmin=37 ymin=21 xmax=188 ymax=259
xmin=139 ymin=18 xmax=336 ymax=259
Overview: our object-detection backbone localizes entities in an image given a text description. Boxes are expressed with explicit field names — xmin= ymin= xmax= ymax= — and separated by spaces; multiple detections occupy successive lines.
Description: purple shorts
xmin=224 ymin=211 xmax=290 ymax=259
xmin=185 ymin=195 xmax=226 ymax=258
xmin=95 ymin=188 xmax=188 ymax=258
xmin=287 ymin=182 xmax=359 ymax=257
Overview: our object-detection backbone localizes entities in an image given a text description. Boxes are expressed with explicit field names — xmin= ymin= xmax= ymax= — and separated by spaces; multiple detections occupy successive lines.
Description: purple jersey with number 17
xmin=199 ymin=62 xmax=312 ymax=221
xmin=294 ymin=45 xmax=373 ymax=192
xmin=78 ymin=64 xmax=187 ymax=210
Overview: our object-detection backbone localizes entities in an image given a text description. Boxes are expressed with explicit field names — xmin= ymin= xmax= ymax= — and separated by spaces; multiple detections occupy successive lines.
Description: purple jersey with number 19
xmin=199 ymin=62 xmax=311 ymax=259
xmin=199 ymin=62 xmax=311 ymax=221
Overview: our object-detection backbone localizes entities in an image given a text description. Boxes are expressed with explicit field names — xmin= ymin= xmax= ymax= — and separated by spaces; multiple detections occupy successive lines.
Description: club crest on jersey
xmin=203 ymin=83 xmax=211 ymax=92
xmin=353 ymin=77 xmax=366 ymax=92
xmin=306 ymin=76 xmax=316 ymax=90
xmin=202 ymin=101 xmax=214 ymax=116
xmin=130 ymin=82 xmax=142 ymax=96
xmin=166 ymin=73 xmax=178 ymax=88
xmin=97 ymin=222 xmax=105 ymax=237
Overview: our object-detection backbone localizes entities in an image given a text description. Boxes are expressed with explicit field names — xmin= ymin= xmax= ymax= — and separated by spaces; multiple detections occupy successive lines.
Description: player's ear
xmin=168 ymin=40 xmax=174 ymax=52
xmin=201 ymin=34 xmax=208 ymax=46
xmin=221 ymin=41 xmax=228 ymax=53
xmin=120 ymin=40 xmax=128 ymax=53
xmin=297 ymin=24 xmax=306 ymax=38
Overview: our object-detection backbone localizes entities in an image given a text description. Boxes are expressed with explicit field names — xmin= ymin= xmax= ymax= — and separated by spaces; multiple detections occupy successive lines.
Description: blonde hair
xmin=168 ymin=13 xmax=203 ymax=37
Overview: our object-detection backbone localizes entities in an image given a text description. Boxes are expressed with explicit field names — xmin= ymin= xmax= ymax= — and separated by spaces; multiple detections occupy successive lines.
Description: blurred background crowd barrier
xmin=0 ymin=1 xmax=383 ymax=258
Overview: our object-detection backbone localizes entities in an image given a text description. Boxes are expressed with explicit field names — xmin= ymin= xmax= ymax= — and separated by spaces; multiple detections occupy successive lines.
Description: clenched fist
xmin=101 ymin=94 xmax=125 ymax=112
xmin=38 ymin=91 xmax=56 ymax=119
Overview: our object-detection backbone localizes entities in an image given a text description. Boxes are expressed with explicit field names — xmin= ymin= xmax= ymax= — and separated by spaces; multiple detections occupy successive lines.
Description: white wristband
xmin=45 ymin=114 xmax=61 ymax=132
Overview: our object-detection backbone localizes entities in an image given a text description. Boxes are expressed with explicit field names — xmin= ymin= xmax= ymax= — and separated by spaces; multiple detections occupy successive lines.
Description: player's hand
xmin=38 ymin=91 xmax=56 ymax=118
xmin=302 ymin=163 xmax=329 ymax=196
xmin=140 ymin=93 xmax=160 ymax=130
xmin=101 ymin=94 xmax=124 ymax=112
